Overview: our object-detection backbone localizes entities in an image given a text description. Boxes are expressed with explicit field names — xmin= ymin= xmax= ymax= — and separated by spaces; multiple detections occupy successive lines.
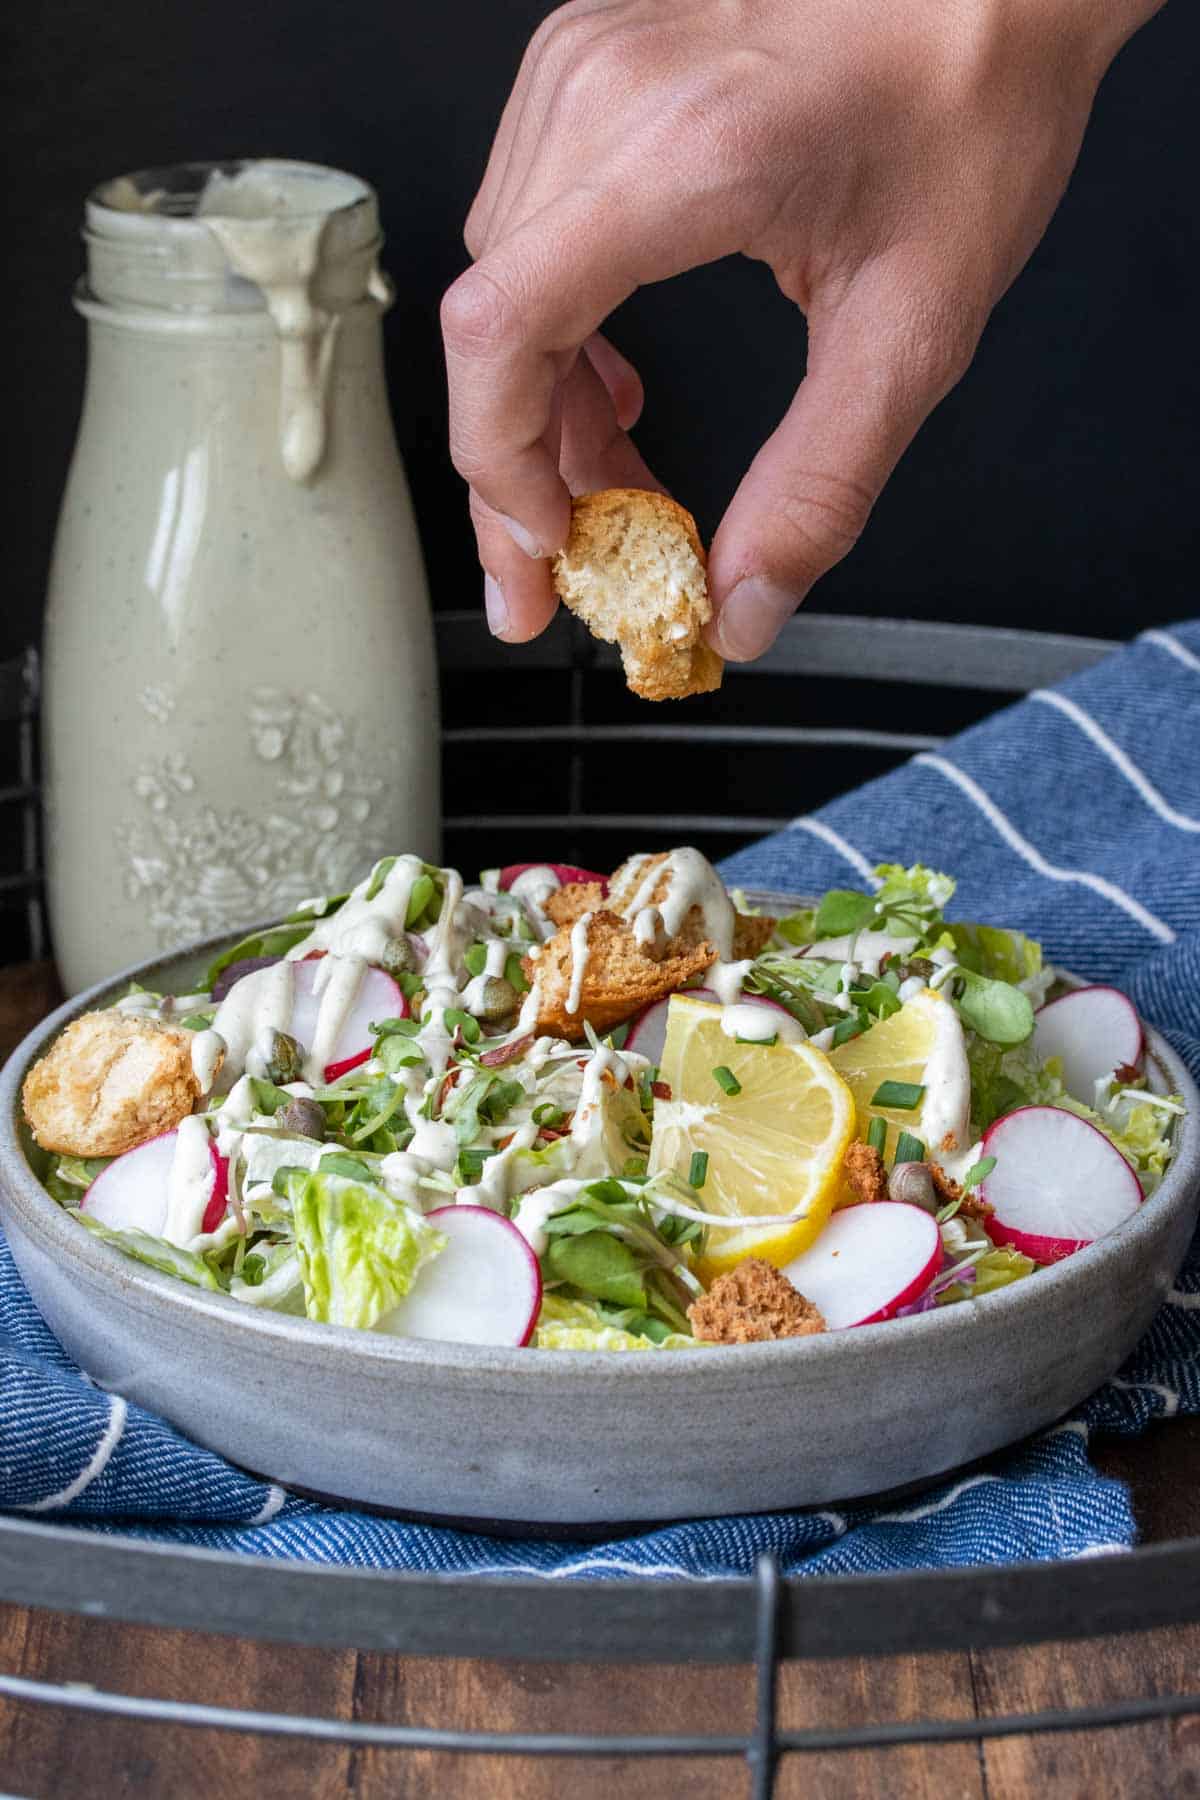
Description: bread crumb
xmin=523 ymin=910 xmax=714 ymax=1041
xmin=689 ymin=1258 xmax=826 ymax=1344
xmin=843 ymin=1140 xmax=888 ymax=1204
xmin=931 ymin=1162 xmax=993 ymax=1221
xmin=551 ymin=489 xmax=723 ymax=700
xmin=22 ymin=1009 xmax=207 ymax=1158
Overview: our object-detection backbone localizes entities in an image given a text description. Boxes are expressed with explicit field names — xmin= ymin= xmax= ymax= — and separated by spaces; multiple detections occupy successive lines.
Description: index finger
xmin=441 ymin=190 xmax=639 ymax=554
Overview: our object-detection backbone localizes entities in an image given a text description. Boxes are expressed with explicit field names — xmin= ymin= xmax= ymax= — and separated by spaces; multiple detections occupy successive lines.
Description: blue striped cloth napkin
xmin=2 ymin=622 xmax=1198 ymax=1578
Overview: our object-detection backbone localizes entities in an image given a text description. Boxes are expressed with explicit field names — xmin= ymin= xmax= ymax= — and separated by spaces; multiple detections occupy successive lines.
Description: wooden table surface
xmin=2 ymin=966 xmax=1199 ymax=1799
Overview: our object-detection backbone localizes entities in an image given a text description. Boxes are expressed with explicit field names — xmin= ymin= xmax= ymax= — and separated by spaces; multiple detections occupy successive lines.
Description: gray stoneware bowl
xmin=1 ymin=893 xmax=1197 ymax=1528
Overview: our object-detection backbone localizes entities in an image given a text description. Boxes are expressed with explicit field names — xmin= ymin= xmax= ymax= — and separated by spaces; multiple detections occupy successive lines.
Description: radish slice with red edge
xmin=287 ymin=959 xmax=406 ymax=1084
xmin=82 ymin=1129 xmax=227 ymax=1238
xmin=980 ymin=1104 xmax=1143 ymax=1263
xmin=1032 ymin=985 xmax=1144 ymax=1103
xmin=624 ymin=988 xmax=797 ymax=1068
xmin=780 ymin=1203 xmax=942 ymax=1328
xmin=323 ymin=1048 xmax=373 ymax=1083
xmin=375 ymin=1206 xmax=542 ymax=1346
xmin=499 ymin=863 xmax=608 ymax=894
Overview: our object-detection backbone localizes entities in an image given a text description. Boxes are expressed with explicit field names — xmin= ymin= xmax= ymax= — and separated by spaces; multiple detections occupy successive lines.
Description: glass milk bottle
xmin=43 ymin=160 xmax=439 ymax=993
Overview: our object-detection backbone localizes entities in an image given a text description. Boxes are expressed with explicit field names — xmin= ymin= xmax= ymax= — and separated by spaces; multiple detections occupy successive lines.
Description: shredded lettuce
xmin=75 ymin=1214 xmax=222 ymax=1290
xmin=937 ymin=1246 xmax=1036 ymax=1305
xmin=534 ymin=1294 xmax=698 ymax=1351
xmin=874 ymin=863 xmax=956 ymax=916
xmin=280 ymin=1168 xmax=445 ymax=1329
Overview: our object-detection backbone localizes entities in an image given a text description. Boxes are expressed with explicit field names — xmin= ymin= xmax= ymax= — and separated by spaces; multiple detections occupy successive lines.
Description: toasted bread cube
xmin=22 ymin=1010 xmax=207 ymax=1159
xmin=551 ymin=489 xmax=723 ymax=700
xmin=523 ymin=910 xmax=714 ymax=1042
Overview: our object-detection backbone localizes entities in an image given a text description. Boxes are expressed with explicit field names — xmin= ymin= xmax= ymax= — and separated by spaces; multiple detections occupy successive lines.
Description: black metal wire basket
xmin=2 ymin=612 xmax=1197 ymax=1796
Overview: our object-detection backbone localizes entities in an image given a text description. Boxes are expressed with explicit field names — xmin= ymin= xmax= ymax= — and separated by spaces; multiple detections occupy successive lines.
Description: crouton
xmin=843 ymin=1140 xmax=889 ymax=1205
xmin=689 ymin=1258 xmax=826 ymax=1344
xmin=22 ymin=1010 xmax=208 ymax=1158
xmin=522 ymin=909 xmax=714 ymax=1041
xmin=543 ymin=883 xmax=607 ymax=930
xmin=931 ymin=1162 xmax=993 ymax=1221
xmin=593 ymin=851 xmax=776 ymax=960
xmin=551 ymin=489 xmax=723 ymax=701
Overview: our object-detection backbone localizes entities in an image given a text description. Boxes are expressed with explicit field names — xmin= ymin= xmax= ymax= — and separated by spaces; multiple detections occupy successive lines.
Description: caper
xmin=889 ymin=955 xmax=935 ymax=985
xmin=380 ymin=935 xmax=416 ymax=976
xmin=277 ymin=1097 xmax=326 ymax=1140
xmin=475 ymin=975 xmax=518 ymax=1024
xmin=261 ymin=1028 xmax=304 ymax=1085
xmin=887 ymin=1161 xmax=938 ymax=1213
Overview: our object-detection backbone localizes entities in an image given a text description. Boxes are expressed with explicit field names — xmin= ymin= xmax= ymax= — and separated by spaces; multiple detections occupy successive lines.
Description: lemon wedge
xmin=828 ymin=987 xmax=971 ymax=1165
xmin=648 ymin=994 xmax=855 ymax=1278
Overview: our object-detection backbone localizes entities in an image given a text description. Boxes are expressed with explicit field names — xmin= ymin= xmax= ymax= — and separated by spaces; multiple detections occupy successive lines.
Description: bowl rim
xmin=2 ymin=898 xmax=1197 ymax=1382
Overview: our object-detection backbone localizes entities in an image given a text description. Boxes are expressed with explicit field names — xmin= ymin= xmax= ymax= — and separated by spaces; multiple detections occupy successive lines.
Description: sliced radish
xmin=375 ymin=1206 xmax=542 ymax=1347
xmin=323 ymin=1048 xmax=373 ymax=1083
xmin=980 ymin=1105 xmax=1143 ymax=1263
xmin=780 ymin=1203 xmax=942 ymax=1328
xmin=499 ymin=862 xmax=608 ymax=893
xmin=1033 ymin=986 xmax=1144 ymax=1102
xmin=624 ymin=988 xmax=796 ymax=1066
xmin=288 ymin=959 xmax=406 ymax=1081
xmin=82 ymin=1129 xmax=226 ymax=1237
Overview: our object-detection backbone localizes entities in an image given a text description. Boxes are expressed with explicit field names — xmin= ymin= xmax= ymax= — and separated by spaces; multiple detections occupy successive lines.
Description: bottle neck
xmin=81 ymin=160 xmax=394 ymax=484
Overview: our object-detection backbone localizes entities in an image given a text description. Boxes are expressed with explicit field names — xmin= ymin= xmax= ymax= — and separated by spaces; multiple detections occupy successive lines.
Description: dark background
xmin=0 ymin=0 xmax=1195 ymax=958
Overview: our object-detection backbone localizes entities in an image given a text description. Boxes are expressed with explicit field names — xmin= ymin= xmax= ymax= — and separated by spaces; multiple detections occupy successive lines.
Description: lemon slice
xmin=828 ymin=987 xmax=971 ymax=1165
xmin=648 ymin=994 xmax=855 ymax=1279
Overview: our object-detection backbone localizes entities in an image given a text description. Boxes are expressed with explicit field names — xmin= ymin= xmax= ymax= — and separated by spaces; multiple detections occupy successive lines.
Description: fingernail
xmin=484 ymin=573 xmax=510 ymax=637
xmin=499 ymin=514 xmax=544 ymax=559
xmin=711 ymin=578 xmax=797 ymax=661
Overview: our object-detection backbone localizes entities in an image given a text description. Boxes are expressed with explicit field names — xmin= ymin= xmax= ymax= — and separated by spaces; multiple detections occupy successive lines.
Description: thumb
xmin=707 ymin=277 xmax=977 ymax=661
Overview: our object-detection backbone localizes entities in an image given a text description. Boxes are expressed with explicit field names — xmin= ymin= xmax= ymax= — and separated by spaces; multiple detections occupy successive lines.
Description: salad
xmin=22 ymin=850 xmax=1184 ymax=1351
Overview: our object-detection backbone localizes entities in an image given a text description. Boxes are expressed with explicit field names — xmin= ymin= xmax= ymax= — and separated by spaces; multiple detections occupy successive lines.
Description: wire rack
xmin=4 ymin=611 xmax=1200 ymax=1794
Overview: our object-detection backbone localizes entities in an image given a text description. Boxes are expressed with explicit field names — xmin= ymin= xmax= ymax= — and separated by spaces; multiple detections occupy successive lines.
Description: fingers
xmin=442 ymin=191 xmax=646 ymax=556
xmin=583 ymin=332 xmax=644 ymax=430
xmin=559 ymin=348 xmax=659 ymax=494
xmin=707 ymin=273 xmax=978 ymax=661
xmin=470 ymin=489 xmax=560 ymax=645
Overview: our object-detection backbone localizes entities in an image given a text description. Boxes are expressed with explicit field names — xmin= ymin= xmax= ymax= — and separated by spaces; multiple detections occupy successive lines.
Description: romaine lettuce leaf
xmin=76 ymin=1214 xmax=222 ymax=1290
xmin=533 ymin=1295 xmax=697 ymax=1351
xmin=280 ymin=1168 xmax=445 ymax=1329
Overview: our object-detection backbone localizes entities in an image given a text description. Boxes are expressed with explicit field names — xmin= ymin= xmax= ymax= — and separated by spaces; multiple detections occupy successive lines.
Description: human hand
xmin=443 ymin=0 xmax=1161 ymax=658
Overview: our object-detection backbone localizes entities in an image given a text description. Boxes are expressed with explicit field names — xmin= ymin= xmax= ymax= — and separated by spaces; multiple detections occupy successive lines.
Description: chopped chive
xmin=962 ymin=1154 xmax=997 ymax=1191
xmin=532 ymin=1102 xmax=565 ymax=1128
xmin=866 ymin=1117 xmax=887 ymax=1157
xmin=688 ymin=1150 xmax=710 ymax=1189
xmin=893 ymin=1131 xmax=926 ymax=1166
xmin=464 ymin=944 xmax=487 ymax=978
xmin=870 ymin=1080 xmax=925 ymax=1111
xmin=712 ymin=1065 xmax=742 ymax=1096
xmin=831 ymin=1012 xmax=865 ymax=1048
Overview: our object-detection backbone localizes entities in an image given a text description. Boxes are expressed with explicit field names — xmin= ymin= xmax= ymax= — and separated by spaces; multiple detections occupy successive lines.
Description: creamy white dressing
xmin=912 ymin=994 xmax=972 ymax=1155
xmin=566 ymin=911 xmax=594 ymax=1017
xmin=211 ymin=960 xmax=295 ymax=1088
xmin=512 ymin=1179 xmax=589 ymax=1258
xmin=614 ymin=848 xmax=736 ymax=960
xmin=289 ymin=855 xmax=425 ymax=964
xmin=189 ymin=1028 xmax=225 ymax=1095
xmin=507 ymin=866 xmax=561 ymax=941
xmin=708 ymin=958 xmax=752 ymax=1005
xmin=406 ymin=1117 xmax=458 ymax=1172
xmin=805 ymin=931 xmax=916 ymax=974
xmin=456 ymin=1120 xmax=539 ymax=1212
xmin=301 ymin=953 xmax=366 ymax=1084
xmin=720 ymin=1003 xmax=804 ymax=1044
xmin=379 ymin=1149 xmax=435 ymax=1210
xmin=163 ymin=1113 xmax=217 ymax=1246
xmin=898 ymin=976 xmax=927 ymax=1003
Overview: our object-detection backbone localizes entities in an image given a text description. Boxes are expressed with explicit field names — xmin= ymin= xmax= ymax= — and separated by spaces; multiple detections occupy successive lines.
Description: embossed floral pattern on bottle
xmin=117 ymin=687 xmax=387 ymax=946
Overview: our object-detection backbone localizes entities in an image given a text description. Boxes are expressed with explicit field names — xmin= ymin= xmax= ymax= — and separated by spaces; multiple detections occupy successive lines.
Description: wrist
xmin=1054 ymin=0 xmax=1167 ymax=78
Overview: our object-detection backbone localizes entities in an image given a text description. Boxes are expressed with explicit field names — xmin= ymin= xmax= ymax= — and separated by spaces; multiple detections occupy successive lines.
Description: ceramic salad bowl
xmin=1 ymin=898 xmax=1197 ymax=1527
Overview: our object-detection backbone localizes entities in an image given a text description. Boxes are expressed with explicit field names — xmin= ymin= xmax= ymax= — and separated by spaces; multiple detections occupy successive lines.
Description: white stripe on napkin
xmin=1144 ymin=629 xmax=1200 ymax=674
xmin=786 ymin=816 xmax=881 ymax=886
xmin=914 ymin=754 xmax=1177 ymax=944
xmin=23 ymin=1394 xmax=128 ymax=1512
xmin=1032 ymin=690 xmax=1200 ymax=832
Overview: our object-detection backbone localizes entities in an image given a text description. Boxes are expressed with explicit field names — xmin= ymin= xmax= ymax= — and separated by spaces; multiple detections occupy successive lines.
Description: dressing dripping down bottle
xmin=43 ymin=159 xmax=440 ymax=992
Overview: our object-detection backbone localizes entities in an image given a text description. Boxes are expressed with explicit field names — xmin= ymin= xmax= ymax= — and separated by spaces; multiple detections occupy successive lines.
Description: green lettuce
xmin=280 ymin=1168 xmax=445 ymax=1329
xmin=76 ymin=1215 xmax=221 ymax=1290
xmin=967 ymin=1037 xmax=1064 ymax=1132
xmin=874 ymin=863 xmax=956 ymax=916
xmin=937 ymin=1246 xmax=1036 ymax=1305
xmin=534 ymin=1295 xmax=698 ymax=1351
